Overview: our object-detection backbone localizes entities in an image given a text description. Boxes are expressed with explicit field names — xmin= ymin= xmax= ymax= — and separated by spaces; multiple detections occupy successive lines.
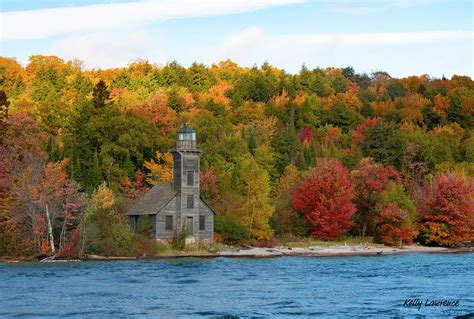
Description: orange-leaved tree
xmin=143 ymin=151 xmax=173 ymax=185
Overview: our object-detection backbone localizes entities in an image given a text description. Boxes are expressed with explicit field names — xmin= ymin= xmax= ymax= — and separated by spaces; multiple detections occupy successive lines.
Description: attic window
xmin=165 ymin=215 xmax=173 ymax=230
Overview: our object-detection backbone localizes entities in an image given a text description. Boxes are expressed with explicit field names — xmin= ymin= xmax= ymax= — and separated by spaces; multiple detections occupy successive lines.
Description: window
xmin=187 ymin=171 xmax=194 ymax=186
xmin=187 ymin=195 xmax=194 ymax=209
xmin=199 ymin=215 xmax=205 ymax=231
xmin=132 ymin=216 xmax=139 ymax=231
xmin=165 ymin=215 xmax=173 ymax=230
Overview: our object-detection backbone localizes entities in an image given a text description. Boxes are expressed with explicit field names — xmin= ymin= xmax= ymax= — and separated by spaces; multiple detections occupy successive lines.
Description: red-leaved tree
xmin=352 ymin=117 xmax=381 ymax=148
xmin=200 ymin=166 xmax=220 ymax=202
xmin=417 ymin=173 xmax=474 ymax=246
xmin=351 ymin=158 xmax=400 ymax=237
xmin=299 ymin=127 xmax=313 ymax=145
xmin=376 ymin=204 xmax=418 ymax=246
xmin=1 ymin=113 xmax=84 ymax=255
xmin=291 ymin=158 xmax=356 ymax=240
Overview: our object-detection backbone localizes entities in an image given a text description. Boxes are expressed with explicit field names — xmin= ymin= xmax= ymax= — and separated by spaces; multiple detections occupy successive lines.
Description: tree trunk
xmin=80 ymin=219 xmax=87 ymax=258
xmin=362 ymin=220 xmax=367 ymax=238
xmin=59 ymin=217 xmax=67 ymax=252
xmin=45 ymin=204 xmax=55 ymax=254
xmin=247 ymin=184 xmax=254 ymax=235
xmin=290 ymin=104 xmax=295 ymax=129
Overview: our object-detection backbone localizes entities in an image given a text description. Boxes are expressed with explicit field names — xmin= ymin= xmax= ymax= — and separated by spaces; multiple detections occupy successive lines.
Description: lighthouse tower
xmin=128 ymin=123 xmax=214 ymax=241
xmin=170 ymin=123 xmax=202 ymax=235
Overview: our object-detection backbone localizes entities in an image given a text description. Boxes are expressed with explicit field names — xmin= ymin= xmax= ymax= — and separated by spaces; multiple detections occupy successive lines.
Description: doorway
xmin=186 ymin=217 xmax=194 ymax=236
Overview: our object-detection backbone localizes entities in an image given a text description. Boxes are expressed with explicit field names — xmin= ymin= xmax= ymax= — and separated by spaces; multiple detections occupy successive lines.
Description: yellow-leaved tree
xmin=227 ymin=155 xmax=274 ymax=240
xmin=272 ymin=164 xmax=302 ymax=235
xmin=83 ymin=183 xmax=134 ymax=256
xmin=143 ymin=151 xmax=173 ymax=185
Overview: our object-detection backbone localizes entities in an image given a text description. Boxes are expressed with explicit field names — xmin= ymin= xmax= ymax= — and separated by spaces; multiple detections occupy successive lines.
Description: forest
xmin=0 ymin=55 xmax=473 ymax=257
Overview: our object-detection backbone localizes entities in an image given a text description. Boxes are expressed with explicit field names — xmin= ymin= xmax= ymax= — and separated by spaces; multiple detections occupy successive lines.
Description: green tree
xmin=188 ymin=62 xmax=216 ymax=92
xmin=272 ymin=128 xmax=300 ymax=174
xmin=214 ymin=215 xmax=249 ymax=244
xmin=231 ymin=66 xmax=279 ymax=104
xmin=83 ymin=183 xmax=134 ymax=256
xmin=271 ymin=164 xmax=307 ymax=236
xmin=380 ymin=181 xmax=416 ymax=221
xmin=92 ymin=80 xmax=110 ymax=109
xmin=360 ymin=121 xmax=405 ymax=169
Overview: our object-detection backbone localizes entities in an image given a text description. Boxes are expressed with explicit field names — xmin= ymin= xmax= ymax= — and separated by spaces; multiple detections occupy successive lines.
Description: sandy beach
xmin=1 ymin=244 xmax=471 ymax=263
xmin=216 ymin=244 xmax=468 ymax=258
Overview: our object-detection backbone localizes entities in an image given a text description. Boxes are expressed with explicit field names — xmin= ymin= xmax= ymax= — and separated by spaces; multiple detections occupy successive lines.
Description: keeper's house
xmin=127 ymin=124 xmax=215 ymax=241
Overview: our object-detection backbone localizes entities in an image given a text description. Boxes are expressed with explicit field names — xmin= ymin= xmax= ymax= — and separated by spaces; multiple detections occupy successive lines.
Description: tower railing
xmin=176 ymin=140 xmax=196 ymax=150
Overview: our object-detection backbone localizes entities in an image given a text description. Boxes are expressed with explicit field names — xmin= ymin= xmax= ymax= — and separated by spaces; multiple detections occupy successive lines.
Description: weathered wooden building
xmin=127 ymin=125 xmax=215 ymax=241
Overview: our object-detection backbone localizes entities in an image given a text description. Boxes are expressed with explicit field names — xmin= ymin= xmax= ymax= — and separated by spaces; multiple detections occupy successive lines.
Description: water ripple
xmin=0 ymin=254 xmax=472 ymax=317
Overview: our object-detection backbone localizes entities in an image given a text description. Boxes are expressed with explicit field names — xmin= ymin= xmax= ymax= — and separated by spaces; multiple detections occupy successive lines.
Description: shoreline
xmin=1 ymin=245 xmax=472 ymax=263
xmin=215 ymin=244 xmax=473 ymax=258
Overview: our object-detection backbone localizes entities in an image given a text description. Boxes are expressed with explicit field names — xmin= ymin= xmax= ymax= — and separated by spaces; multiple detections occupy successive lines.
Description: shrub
xmin=214 ymin=215 xmax=249 ymax=244
xmin=133 ymin=234 xmax=167 ymax=256
xmin=103 ymin=222 xmax=134 ymax=256
xmin=169 ymin=228 xmax=187 ymax=250
xmin=136 ymin=215 xmax=153 ymax=238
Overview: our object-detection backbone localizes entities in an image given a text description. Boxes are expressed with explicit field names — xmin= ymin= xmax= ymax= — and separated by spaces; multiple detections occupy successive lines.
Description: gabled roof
xmin=199 ymin=196 xmax=217 ymax=215
xmin=127 ymin=182 xmax=176 ymax=216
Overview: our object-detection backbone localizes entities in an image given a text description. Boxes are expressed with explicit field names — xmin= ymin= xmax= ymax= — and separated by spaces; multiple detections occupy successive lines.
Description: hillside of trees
xmin=0 ymin=55 xmax=473 ymax=257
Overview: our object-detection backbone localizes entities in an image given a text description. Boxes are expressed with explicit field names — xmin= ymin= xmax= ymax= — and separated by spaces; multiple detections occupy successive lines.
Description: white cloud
xmin=0 ymin=0 xmax=304 ymax=40
xmin=206 ymin=27 xmax=474 ymax=77
xmin=53 ymin=30 xmax=165 ymax=69
xmin=50 ymin=26 xmax=473 ymax=77
xmin=326 ymin=0 xmax=442 ymax=14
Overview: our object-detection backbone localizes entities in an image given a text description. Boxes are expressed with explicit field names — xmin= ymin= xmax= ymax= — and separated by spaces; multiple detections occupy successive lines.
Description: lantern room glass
xmin=178 ymin=132 xmax=196 ymax=141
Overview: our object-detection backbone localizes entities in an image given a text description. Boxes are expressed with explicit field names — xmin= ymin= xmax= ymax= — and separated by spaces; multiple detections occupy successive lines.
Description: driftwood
xmin=39 ymin=255 xmax=80 ymax=262
xmin=40 ymin=255 xmax=56 ymax=262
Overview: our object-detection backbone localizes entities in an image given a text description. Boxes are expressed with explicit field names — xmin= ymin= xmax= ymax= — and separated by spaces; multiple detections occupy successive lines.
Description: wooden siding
xmin=131 ymin=136 xmax=214 ymax=241
xmin=155 ymin=196 xmax=213 ymax=240
xmin=172 ymin=152 xmax=181 ymax=191
xmin=155 ymin=195 xmax=178 ymax=240
xmin=197 ymin=198 xmax=214 ymax=239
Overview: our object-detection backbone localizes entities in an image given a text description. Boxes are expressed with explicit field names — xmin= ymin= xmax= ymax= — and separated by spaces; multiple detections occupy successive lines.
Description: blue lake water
xmin=0 ymin=253 xmax=473 ymax=318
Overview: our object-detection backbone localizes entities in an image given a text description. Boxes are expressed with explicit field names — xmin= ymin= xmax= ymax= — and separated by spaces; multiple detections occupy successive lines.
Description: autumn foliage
xmin=1 ymin=55 xmax=474 ymax=255
xmin=376 ymin=204 xmax=418 ymax=246
xmin=417 ymin=173 xmax=474 ymax=246
xmin=352 ymin=117 xmax=380 ymax=148
xmin=351 ymin=158 xmax=400 ymax=237
xmin=292 ymin=159 xmax=356 ymax=240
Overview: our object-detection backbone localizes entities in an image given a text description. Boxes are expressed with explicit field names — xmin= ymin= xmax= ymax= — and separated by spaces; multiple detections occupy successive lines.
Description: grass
xmin=279 ymin=236 xmax=374 ymax=248
xmin=136 ymin=235 xmax=375 ymax=257
xmin=149 ymin=241 xmax=224 ymax=257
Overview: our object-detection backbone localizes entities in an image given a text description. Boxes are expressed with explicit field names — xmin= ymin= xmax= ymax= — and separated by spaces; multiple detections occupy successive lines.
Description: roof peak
xmin=178 ymin=124 xmax=196 ymax=134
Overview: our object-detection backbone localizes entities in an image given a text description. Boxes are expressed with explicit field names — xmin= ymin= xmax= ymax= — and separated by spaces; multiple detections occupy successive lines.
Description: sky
xmin=0 ymin=0 xmax=473 ymax=78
